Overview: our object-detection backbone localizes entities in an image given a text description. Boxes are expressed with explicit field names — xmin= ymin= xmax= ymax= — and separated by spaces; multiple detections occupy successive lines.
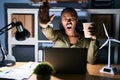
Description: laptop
xmin=43 ymin=48 xmax=87 ymax=74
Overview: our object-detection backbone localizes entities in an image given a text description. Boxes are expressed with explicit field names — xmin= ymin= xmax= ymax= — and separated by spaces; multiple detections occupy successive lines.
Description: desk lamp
xmin=0 ymin=21 xmax=30 ymax=66
xmin=99 ymin=23 xmax=120 ymax=75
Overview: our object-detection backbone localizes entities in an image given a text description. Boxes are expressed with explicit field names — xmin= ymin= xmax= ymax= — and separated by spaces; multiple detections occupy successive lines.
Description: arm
xmin=86 ymin=22 xmax=99 ymax=64
xmin=42 ymin=26 xmax=58 ymax=41
xmin=87 ymin=40 xmax=99 ymax=64
xmin=39 ymin=1 xmax=56 ymax=41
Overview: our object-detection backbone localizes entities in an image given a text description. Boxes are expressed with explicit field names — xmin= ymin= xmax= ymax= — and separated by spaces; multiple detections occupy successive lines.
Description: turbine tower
xmin=99 ymin=23 xmax=120 ymax=75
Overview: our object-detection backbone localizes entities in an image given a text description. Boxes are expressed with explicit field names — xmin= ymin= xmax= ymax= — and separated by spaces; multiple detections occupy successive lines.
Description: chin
xmin=65 ymin=29 xmax=75 ymax=35
xmin=66 ymin=32 xmax=74 ymax=37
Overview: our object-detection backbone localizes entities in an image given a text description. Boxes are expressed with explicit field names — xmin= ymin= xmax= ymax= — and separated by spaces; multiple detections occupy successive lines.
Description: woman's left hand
xmin=88 ymin=23 xmax=97 ymax=40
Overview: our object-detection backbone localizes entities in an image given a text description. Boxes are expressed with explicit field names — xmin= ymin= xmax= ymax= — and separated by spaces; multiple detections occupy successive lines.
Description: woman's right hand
xmin=38 ymin=1 xmax=54 ymax=28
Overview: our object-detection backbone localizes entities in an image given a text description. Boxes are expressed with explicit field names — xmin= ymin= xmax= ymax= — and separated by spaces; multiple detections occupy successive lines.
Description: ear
xmin=76 ymin=19 xmax=78 ymax=23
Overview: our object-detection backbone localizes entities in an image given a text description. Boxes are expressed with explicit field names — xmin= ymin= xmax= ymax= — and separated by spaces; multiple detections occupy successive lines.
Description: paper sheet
xmin=0 ymin=62 xmax=39 ymax=80
xmin=0 ymin=68 xmax=33 ymax=80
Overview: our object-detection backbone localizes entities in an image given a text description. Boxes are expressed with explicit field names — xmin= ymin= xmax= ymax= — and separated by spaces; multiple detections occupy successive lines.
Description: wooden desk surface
xmin=11 ymin=62 xmax=120 ymax=80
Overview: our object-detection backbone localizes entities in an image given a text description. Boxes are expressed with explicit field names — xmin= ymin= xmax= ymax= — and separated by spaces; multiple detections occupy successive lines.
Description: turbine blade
xmin=111 ymin=39 xmax=120 ymax=43
xmin=103 ymin=23 xmax=109 ymax=38
xmin=99 ymin=39 xmax=109 ymax=49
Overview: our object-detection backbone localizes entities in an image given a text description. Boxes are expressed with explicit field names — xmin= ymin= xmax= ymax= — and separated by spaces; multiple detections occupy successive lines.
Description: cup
xmin=83 ymin=22 xmax=94 ymax=38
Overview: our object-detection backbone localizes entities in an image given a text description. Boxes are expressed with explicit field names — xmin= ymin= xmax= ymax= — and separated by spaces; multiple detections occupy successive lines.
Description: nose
xmin=67 ymin=19 xmax=72 ymax=23
xmin=67 ymin=20 xmax=72 ymax=24
xmin=67 ymin=18 xmax=71 ymax=21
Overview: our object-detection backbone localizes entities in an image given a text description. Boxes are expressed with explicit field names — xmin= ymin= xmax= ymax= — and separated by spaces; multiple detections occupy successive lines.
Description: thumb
xmin=50 ymin=14 xmax=55 ymax=22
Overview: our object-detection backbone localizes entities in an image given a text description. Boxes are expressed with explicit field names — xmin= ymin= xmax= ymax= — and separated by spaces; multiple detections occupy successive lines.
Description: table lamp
xmin=0 ymin=21 xmax=30 ymax=66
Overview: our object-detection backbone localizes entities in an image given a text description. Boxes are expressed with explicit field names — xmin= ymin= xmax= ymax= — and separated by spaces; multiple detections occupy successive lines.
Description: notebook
xmin=43 ymin=48 xmax=87 ymax=74
xmin=0 ymin=62 xmax=39 ymax=80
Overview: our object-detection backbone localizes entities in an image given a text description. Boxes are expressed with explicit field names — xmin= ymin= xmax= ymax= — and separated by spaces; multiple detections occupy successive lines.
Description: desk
xmin=10 ymin=62 xmax=120 ymax=80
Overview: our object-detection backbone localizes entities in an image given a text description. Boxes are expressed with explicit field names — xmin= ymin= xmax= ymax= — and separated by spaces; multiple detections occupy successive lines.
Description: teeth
xmin=67 ymin=27 xmax=71 ymax=29
xmin=67 ymin=24 xmax=72 ymax=29
xmin=67 ymin=24 xmax=71 ymax=27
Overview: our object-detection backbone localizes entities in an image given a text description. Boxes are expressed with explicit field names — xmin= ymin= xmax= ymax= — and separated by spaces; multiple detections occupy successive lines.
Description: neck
xmin=68 ymin=34 xmax=79 ymax=45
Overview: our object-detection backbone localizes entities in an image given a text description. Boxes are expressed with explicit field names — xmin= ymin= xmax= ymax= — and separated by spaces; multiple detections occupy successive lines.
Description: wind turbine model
xmin=99 ymin=23 xmax=120 ymax=75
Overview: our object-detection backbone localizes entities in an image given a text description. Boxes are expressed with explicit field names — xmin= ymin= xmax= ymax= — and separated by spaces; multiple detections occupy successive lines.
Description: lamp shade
xmin=15 ymin=21 xmax=30 ymax=41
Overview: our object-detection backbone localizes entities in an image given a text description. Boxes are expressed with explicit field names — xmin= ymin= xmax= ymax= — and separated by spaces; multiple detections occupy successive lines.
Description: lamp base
xmin=3 ymin=60 xmax=15 ymax=66
xmin=0 ymin=60 xmax=15 ymax=67
xmin=0 ymin=62 xmax=3 ymax=67
xmin=0 ymin=54 xmax=16 ymax=67
xmin=100 ymin=65 xmax=118 ymax=75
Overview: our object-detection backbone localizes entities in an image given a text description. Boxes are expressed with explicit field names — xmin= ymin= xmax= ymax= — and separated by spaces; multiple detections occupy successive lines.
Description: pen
xmin=5 ymin=70 xmax=13 ymax=74
xmin=29 ymin=62 xmax=33 ymax=69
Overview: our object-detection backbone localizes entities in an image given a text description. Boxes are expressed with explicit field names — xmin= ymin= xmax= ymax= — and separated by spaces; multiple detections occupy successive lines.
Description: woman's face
xmin=61 ymin=11 xmax=78 ymax=37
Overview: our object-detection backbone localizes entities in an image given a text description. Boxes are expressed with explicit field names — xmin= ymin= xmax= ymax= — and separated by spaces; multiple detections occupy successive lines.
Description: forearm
xmin=87 ymin=40 xmax=99 ymax=64
xmin=42 ymin=26 xmax=57 ymax=41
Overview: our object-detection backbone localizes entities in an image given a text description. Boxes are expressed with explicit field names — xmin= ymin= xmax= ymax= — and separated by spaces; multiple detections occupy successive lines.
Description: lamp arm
xmin=0 ymin=22 xmax=16 ymax=35
xmin=0 ymin=42 xmax=7 ymax=63
xmin=0 ymin=22 xmax=15 ymax=64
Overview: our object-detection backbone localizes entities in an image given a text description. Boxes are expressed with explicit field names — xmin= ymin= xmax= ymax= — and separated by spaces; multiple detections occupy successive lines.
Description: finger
xmin=91 ymin=36 xmax=97 ymax=40
xmin=89 ymin=29 xmax=96 ymax=35
xmin=88 ymin=27 xmax=96 ymax=31
xmin=90 ymin=31 xmax=96 ymax=35
xmin=91 ymin=23 xmax=96 ymax=27
xmin=39 ymin=6 xmax=43 ymax=13
xmin=31 ymin=0 xmax=40 ymax=3
xmin=44 ymin=1 xmax=49 ymax=7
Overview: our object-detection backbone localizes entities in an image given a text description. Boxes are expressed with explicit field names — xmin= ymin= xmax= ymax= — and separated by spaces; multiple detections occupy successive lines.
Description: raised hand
xmin=38 ymin=0 xmax=55 ymax=28
xmin=39 ymin=1 xmax=50 ymax=24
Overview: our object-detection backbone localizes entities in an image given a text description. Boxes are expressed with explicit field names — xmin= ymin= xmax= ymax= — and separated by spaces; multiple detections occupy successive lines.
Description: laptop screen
xmin=43 ymin=48 xmax=87 ymax=74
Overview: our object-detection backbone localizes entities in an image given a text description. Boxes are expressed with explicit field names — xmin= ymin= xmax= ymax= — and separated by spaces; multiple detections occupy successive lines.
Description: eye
xmin=62 ymin=17 xmax=67 ymax=21
xmin=70 ymin=17 xmax=76 ymax=21
xmin=62 ymin=17 xmax=77 ymax=22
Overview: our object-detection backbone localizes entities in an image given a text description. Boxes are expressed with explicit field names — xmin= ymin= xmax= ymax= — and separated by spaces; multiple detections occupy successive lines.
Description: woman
xmin=39 ymin=2 xmax=99 ymax=64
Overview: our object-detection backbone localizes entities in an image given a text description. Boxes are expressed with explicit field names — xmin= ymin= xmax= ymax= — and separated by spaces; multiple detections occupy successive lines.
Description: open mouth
xmin=67 ymin=26 xmax=72 ymax=29
xmin=66 ymin=24 xmax=72 ymax=30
